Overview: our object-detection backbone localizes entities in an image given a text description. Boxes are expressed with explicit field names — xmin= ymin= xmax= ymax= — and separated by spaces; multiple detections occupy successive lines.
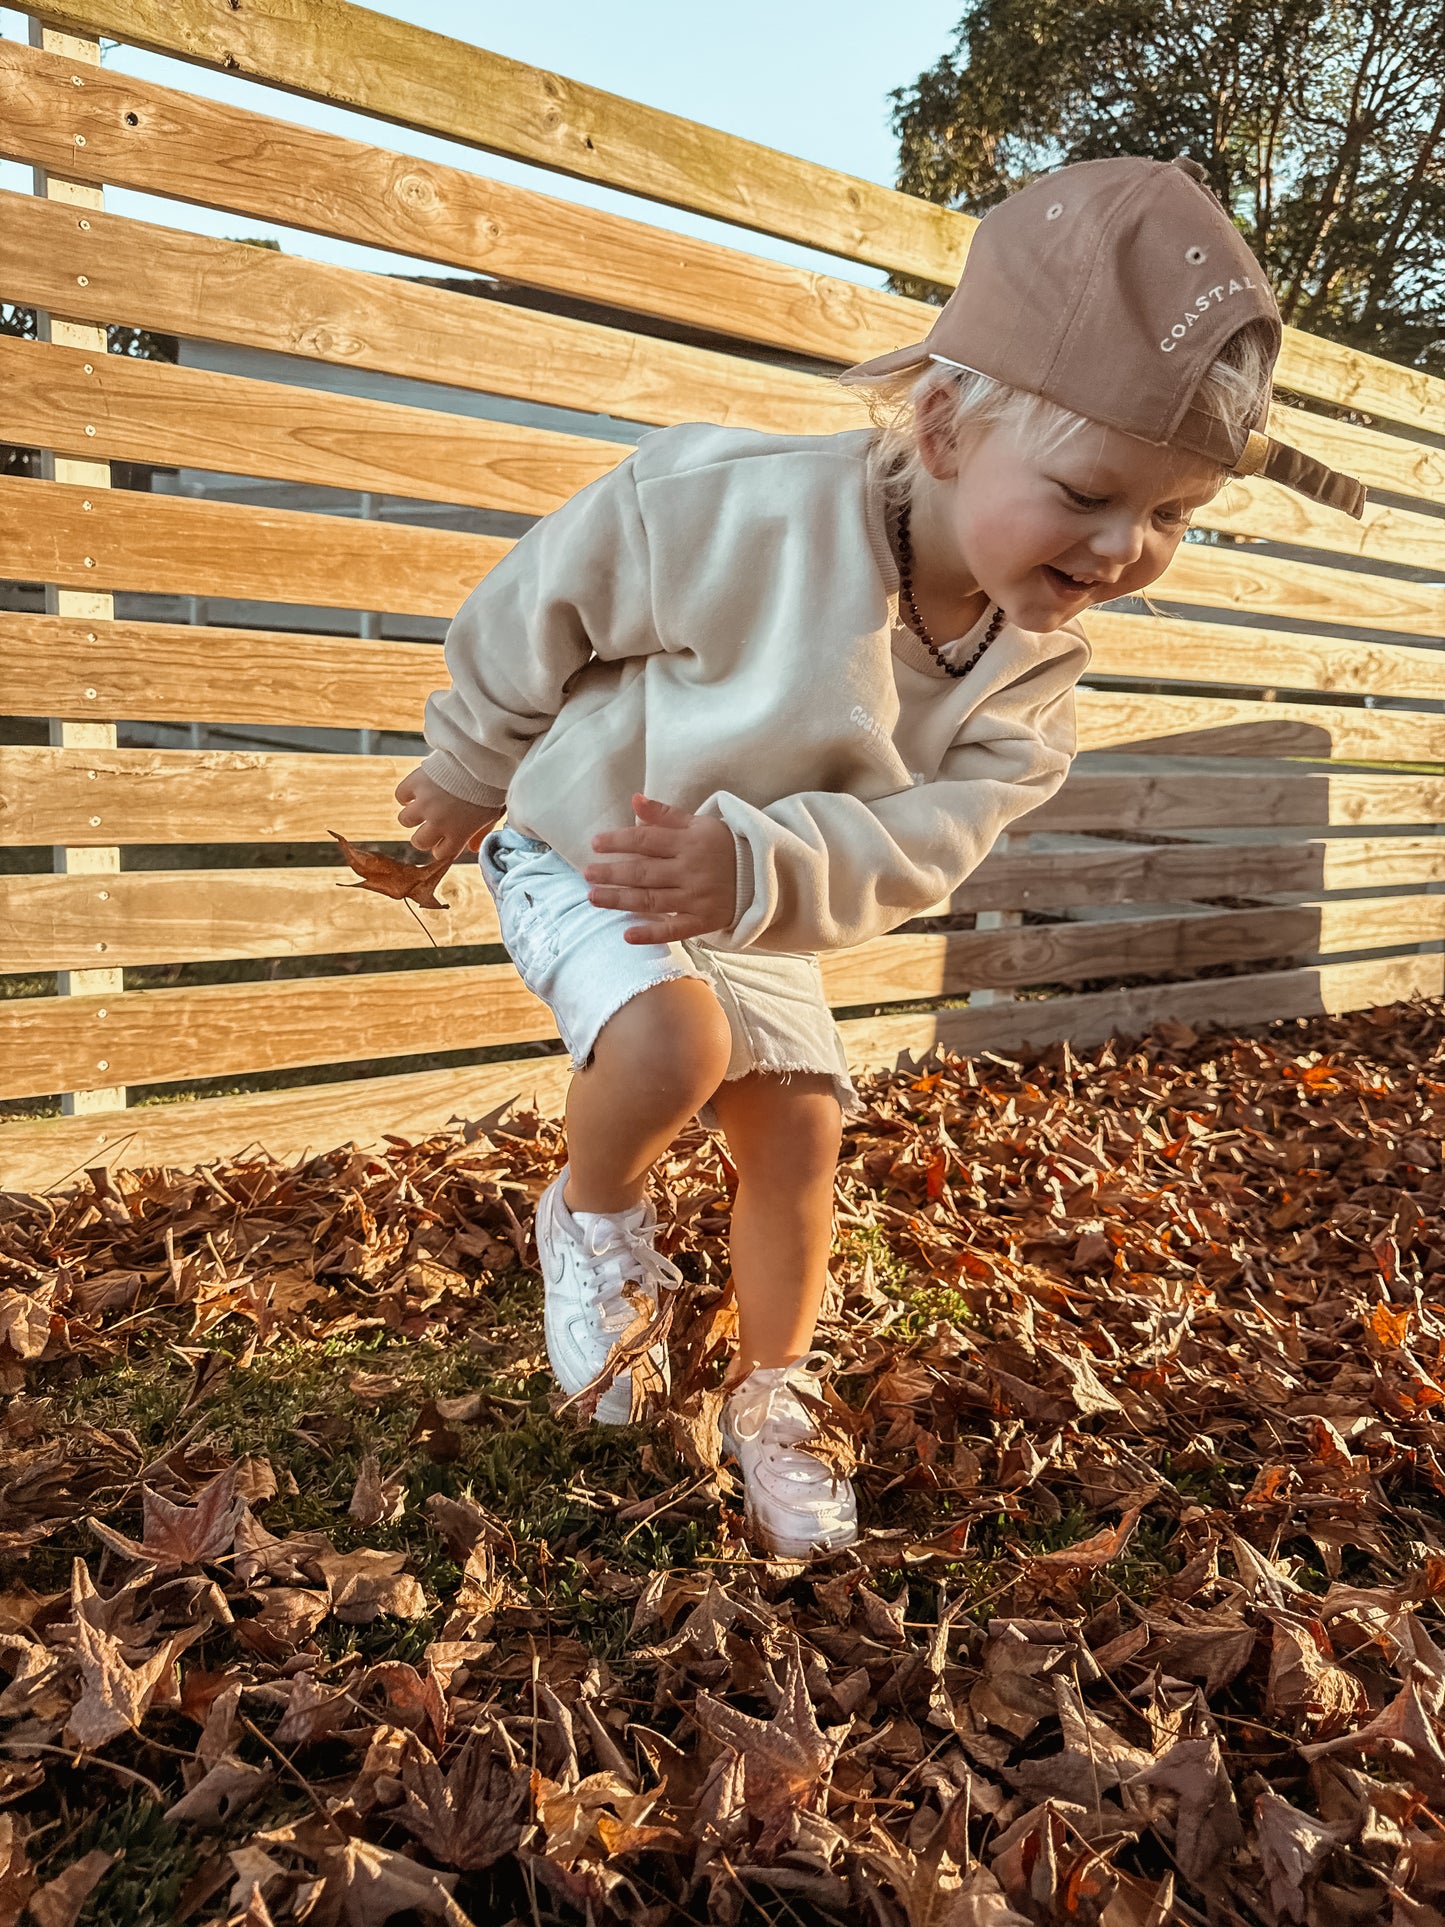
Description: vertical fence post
xmin=970 ymin=831 xmax=1022 ymax=1008
xmin=29 ymin=18 xmax=126 ymax=1121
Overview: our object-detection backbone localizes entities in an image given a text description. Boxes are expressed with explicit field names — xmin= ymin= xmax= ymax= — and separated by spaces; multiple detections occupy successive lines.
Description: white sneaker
xmin=720 ymin=1352 xmax=859 ymax=1559
xmin=535 ymin=1166 xmax=680 ymax=1424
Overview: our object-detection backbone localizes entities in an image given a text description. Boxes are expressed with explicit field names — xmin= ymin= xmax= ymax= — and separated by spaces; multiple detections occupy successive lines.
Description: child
xmin=395 ymin=155 xmax=1365 ymax=1559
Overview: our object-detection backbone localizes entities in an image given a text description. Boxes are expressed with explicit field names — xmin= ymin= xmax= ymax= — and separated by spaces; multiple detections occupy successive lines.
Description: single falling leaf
xmin=330 ymin=831 xmax=455 ymax=909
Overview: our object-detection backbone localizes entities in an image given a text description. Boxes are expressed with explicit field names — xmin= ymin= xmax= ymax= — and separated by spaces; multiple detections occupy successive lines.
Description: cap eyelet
xmin=1046 ymin=202 xmax=1065 ymax=220
xmin=1185 ymin=244 xmax=1208 ymax=264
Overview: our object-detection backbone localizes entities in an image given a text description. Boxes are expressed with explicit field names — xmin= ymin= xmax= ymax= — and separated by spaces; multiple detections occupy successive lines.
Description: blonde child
xmin=395 ymin=156 xmax=1364 ymax=1559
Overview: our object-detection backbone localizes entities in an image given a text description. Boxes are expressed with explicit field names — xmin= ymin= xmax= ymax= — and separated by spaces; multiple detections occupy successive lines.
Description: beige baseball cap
xmin=843 ymin=156 xmax=1366 ymax=520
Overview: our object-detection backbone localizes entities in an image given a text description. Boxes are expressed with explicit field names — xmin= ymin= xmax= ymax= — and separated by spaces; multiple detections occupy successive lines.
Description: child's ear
xmin=916 ymin=383 xmax=962 ymax=482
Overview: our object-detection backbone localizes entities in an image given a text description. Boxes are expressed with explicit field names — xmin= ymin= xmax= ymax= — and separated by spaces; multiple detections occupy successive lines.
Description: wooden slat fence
xmin=2 ymin=0 xmax=1443 ymax=1191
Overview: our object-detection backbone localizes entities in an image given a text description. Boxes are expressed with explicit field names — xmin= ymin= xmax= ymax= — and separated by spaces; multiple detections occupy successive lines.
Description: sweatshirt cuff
xmin=419 ymin=750 xmax=509 ymax=811
xmin=730 ymin=827 xmax=756 ymax=938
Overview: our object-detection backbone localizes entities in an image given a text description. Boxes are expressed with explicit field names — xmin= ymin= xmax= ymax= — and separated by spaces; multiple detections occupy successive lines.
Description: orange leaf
xmin=925 ymin=1150 xmax=948 ymax=1200
xmin=1367 ymin=1302 xmax=1411 ymax=1349
xmin=329 ymin=831 xmax=454 ymax=910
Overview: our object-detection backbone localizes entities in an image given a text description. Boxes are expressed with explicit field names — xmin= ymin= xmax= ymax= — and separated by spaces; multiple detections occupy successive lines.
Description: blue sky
xmin=1 ymin=2 xmax=966 ymax=288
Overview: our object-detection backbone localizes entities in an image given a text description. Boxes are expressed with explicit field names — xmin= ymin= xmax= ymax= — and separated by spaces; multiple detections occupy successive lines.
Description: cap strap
xmin=1230 ymin=434 xmax=1367 ymax=520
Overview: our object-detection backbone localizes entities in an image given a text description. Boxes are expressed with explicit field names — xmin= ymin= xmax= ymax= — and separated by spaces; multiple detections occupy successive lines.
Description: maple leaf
xmin=65 ymin=1567 xmax=199 ymax=1751
xmin=330 ymin=832 xmax=454 ymax=910
xmin=694 ymin=1643 xmax=844 ymax=1852
xmin=90 ymin=1465 xmax=244 ymax=1573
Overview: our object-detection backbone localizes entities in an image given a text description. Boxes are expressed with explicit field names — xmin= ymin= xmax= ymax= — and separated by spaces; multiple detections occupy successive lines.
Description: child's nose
xmin=1089 ymin=511 xmax=1148 ymax=569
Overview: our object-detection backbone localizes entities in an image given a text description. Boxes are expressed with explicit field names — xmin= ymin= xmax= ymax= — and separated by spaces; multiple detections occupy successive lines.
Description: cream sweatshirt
xmin=422 ymin=424 xmax=1090 ymax=954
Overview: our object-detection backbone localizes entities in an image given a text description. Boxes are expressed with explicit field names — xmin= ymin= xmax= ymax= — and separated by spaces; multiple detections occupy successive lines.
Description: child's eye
xmin=1059 ymin=484 xmax=1106 ymax=510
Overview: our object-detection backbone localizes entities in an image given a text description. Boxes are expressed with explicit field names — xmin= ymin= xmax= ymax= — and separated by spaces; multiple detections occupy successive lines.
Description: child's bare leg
xmin=705 ymin=1071 xmax=843 ymax=1379
xmin=563 ymin=978 xmax=733 ymax=1215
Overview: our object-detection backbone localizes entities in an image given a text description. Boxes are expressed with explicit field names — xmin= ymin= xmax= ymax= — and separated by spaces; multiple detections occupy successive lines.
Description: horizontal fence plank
xmin=7 ymin=894 xmax=1441 ymax=1099
xmin=1152 ymin=542 xmax=1445 ymax=640
xmin=952 ymin=835 xmax=1445 ymax=915
xmin=5 ymin=197 xmax=1438 ymax=577
xmin=0 ymin=615 xmax=442 ymax=730
xmin=12 ymin=612 xmax=1445 ymax=735
xmin=1082 ymin=611 xmax=1445 ymax=704
xmin=7 ymin=40 xmax=1441 ymax=505
xmin=1075 ymin=689 xmax=1445 ymax=766
xmin=7 ymin=614 xmax=1444 ymax=765
xmin=0 ymin=864 xmax=501 ymax=971
xmin=8 ymin=746 xmax=1445 ymax=847
xmin=8 ymin=836 xmax=1445 ymax=973
xmin=20 ymin=0 xmax=972 ymax=286
xmin=0 ymin=193 xmax=849 ymax=439
xmin=1210 ymin=473 xmax=1444 ymax=575
xmin=0 ymin=335 xmax=625 ymax=516
xmin=6 ymin=954 xmax=1441 ymax=1191
xmin=1025 ymin=768 xmax=1445 ymax=835
xmin=0 ymin=476 xmax=502 ymax=616
xmin=0 ymin=39 xmax=931 ymax=371
xmin=1273 ymin=330 xmax=1445 ymax=445
xmin=5 ymin=464 xmax=1438 ymax=648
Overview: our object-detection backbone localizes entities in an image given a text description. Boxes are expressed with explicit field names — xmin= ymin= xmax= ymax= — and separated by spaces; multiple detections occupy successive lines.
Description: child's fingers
xmin=586 ymin=879 xmax=687 ymax=913
xmin=591 ymin=825 xmax=677 ymax=857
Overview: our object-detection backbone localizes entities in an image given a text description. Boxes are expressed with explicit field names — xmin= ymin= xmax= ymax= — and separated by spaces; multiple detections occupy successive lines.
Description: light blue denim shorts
xmin=479 ymin=824 xmax=861 ymax=1124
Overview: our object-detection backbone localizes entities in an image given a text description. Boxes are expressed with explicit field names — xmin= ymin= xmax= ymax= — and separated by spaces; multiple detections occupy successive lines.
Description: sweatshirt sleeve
xmin=420 ymin=452 xmax=657 ymax=806
xmin=697 ymin=645 xmax=1084 ymax=953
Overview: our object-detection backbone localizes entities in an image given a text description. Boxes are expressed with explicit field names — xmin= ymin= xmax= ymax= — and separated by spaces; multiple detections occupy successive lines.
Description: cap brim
xmin=838 ymin=340 xmax=933 ymax=385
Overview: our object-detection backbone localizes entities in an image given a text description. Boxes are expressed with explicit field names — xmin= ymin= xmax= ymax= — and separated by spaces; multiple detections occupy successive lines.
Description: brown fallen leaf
xmin=89 ymin=1465 xmax=244 ymax=1574
xmin=347 ymin=1454 xmax=407 ymax=1528
xmin=391 ymin=1724 xmax=529 ymax=1871
xmin=318 ymin=1836 xmax=472 ymax=1926
xmin=25 ymin=1850 xmax=113 ymax=1927
xmin=330 ymin=832 xmax=455 ymax=911
xmin=694 ymin=1642 xmax=845 ymax=1852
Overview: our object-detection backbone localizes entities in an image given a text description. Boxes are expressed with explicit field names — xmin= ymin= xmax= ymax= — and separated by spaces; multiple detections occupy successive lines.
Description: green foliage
xmin=891 ymin=1 xmax=1445 ymax=371
xmin=41 ymin=1795 xmax=200 ymax=1927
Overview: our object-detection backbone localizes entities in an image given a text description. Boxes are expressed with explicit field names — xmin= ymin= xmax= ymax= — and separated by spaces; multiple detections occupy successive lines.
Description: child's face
xmin=918 ymin=406 xmax=1224 ymax=633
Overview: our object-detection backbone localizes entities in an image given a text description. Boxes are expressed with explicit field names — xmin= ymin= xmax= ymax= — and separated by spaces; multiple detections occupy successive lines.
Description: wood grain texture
xmin=9 ymin=746 xmax=1445 ymax=847
xmin=0 ymin=476 xmax=503 ymax=616
xmin=0 ymin=615 xmax=444 ymax=731
xmin=0 ymin=192 xmax=853 ymax=438
xmin=16 ymin=0 xmax=972 ymax=285
xmin=0 ymin=865 xmax=502 ymax=971
xmin=6 ymin=954 xmax=1440 ymax=1191
xmin=10 ymin=613 xmax=1443 ymax=765
xmin=1074 ymin=688 xmax=1445 ymax=766
xmin=1081 ymin=610 xmax=1445 ymax=703
xmin=0 ymin=38 xmax=933 ymax=369
xmin=1 ymin=334 xmax=626 ymax=515
xmin=1151 ymin=540 xmax=1445 ymax=639
xmin=1207 ymin=473 xmax=1445 ymax=576
xmin=8 ymin=837 xmax=1445 ymax=972
xmin=7 ymin=893 xmax=1439 ymax=1099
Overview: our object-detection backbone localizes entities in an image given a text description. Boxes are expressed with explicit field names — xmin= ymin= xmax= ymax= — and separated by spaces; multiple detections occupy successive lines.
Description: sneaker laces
xmin=579 ymin=1214 xmax=683 ymax=1336
xmin=726 ymin=1349 xmax=838 ymax=1449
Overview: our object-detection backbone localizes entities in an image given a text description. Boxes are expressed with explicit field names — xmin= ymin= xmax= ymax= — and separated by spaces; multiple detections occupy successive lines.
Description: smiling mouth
xmin=1042 ymin=565 xmax=1104 ymax=594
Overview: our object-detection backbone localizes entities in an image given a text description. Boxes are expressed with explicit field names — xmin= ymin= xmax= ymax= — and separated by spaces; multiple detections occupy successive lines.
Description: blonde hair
xmin=855 ymin=320 xmax=1277 ymax=512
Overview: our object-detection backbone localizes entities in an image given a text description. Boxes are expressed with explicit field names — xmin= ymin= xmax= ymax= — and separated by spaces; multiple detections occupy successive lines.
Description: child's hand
xmin=585 ymin=795 xmax=737 ymax=943
xmin=394 ymin=768 xmax=502 ymax=863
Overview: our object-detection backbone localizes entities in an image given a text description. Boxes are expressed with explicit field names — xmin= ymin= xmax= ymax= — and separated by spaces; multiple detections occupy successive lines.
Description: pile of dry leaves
xmin=1 ymin=994 xmax=1444 ymax=1926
